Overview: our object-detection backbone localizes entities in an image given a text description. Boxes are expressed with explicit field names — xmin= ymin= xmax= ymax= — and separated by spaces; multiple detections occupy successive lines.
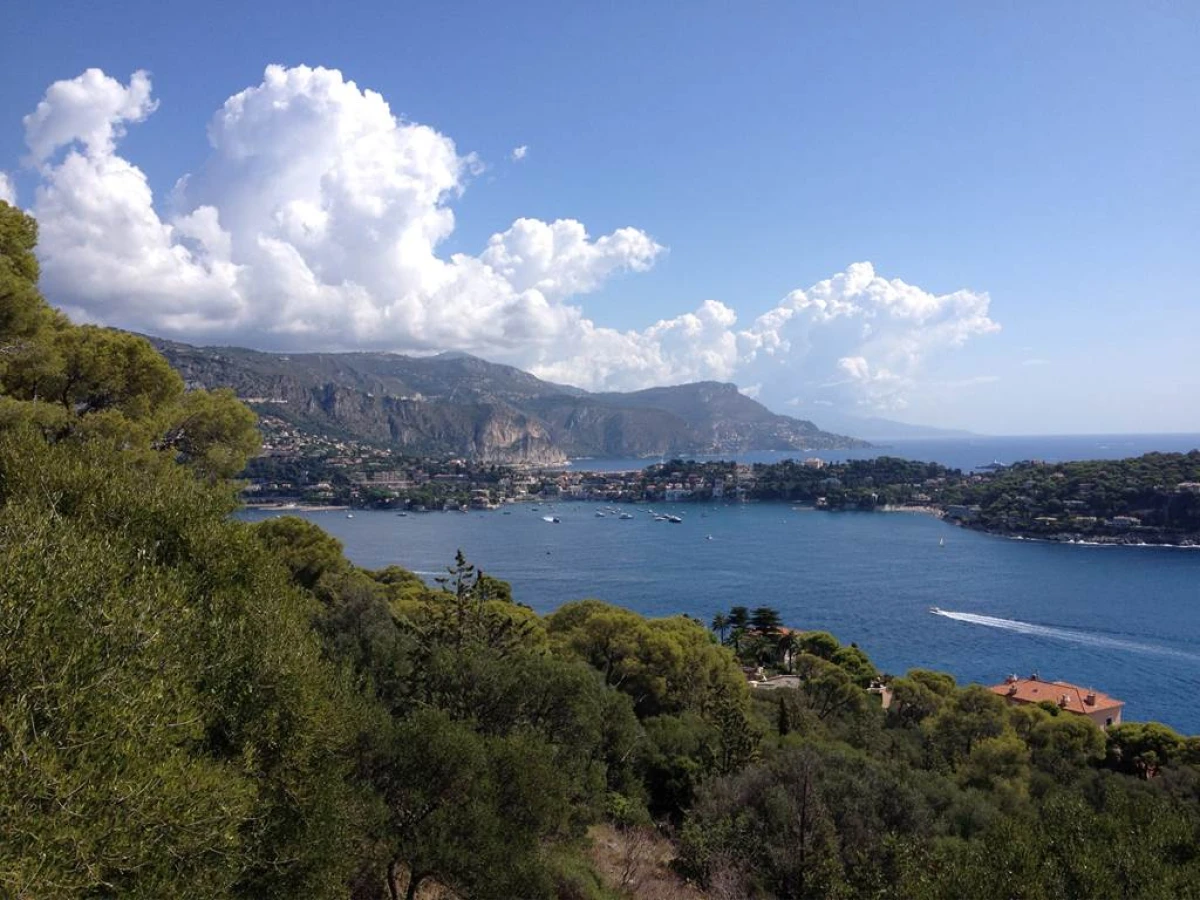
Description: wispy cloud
xmin=510 ymin=144 xmax=528 ymax=161
xmin=932 ymin=375 xmax=1000 ymax=387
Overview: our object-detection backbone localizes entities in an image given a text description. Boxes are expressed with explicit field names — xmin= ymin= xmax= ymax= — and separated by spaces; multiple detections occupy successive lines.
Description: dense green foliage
xmin=743 ymin=457 xmax=961 ymax=508
xmin=675 ymin=669 xmax=1200 ymax=899
xmin=5 ymin=200 xmax=1200 ymax=898
xmin=647 ymin=455 xmax=1200 ymax=544
xmin=956 ymin=454 xmax=1200 ymax=539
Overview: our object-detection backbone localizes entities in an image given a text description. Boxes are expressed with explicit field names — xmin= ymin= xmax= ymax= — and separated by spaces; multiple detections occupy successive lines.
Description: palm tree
xmin=728 ymin=606 xmax=750 ymax=655
xmin=711 ymin=611 xmax=730 ymax=645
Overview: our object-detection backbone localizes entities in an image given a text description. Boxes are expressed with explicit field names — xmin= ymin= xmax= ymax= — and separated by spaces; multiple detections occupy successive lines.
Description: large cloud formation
xmin=21 ymin=65 xmax=999 ymax=410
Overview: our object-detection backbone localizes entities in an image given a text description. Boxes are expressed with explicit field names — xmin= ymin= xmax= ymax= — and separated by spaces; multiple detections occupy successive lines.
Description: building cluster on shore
xmin=244 ymin=423 xmax=1200 ymax=543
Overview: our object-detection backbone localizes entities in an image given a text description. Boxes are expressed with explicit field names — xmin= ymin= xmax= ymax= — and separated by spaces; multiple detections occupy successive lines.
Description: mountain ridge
xmin=148 ymin=337 xmax=869 ymax=464
xmin=810 ymin=411 xmax=976 ymax=441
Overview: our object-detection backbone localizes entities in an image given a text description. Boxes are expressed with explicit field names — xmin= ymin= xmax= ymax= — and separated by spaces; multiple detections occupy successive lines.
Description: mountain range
xmin=803 ymin=411 xmax=975 ymax=442
xmin=150 ymin=338 xmax=870 ymax=465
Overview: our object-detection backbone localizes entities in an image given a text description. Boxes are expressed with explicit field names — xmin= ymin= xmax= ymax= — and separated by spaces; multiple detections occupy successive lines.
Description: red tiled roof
xmin=989 ymin=677 xmax=1123 ymax=715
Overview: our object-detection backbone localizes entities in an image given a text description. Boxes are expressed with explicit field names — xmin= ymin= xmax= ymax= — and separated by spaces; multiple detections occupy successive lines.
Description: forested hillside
xmin=5 ymin=200 xmax=1200 ymax=899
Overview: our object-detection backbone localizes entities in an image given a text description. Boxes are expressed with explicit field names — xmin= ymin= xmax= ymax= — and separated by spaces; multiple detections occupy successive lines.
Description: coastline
xmin=244 ymin=503 xmax=350 ymax=512
xmin=988 ymin=530 xmax=1200 ymax=550
xmin=879 ymin=504 xmax=947 ymax=518
xmin=948 ymin=519 xmax=1200 ymax=549
xmin=241 ymin=498 xmax=1200 ymax=548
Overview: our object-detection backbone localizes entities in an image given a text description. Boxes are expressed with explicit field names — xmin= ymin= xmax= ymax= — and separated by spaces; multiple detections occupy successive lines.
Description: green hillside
xmin=5 ymin=201 xmax=1200 ymax=899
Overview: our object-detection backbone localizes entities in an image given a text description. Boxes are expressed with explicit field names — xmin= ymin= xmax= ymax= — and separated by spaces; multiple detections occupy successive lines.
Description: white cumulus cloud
xmin=733 ymin=262 xmax=1000 ymax=410
xmin=0 ymin=172 xmax=14 ymax=205
xmin=26 ymin=65 xmax=662 ymax=355
xmin=17 ymin=65 xmax=1000 ymax=413
xmin=24 ymin=69 xmax=156 ymax=165
xmin=510 ymin=144 xmax=528 ymax=161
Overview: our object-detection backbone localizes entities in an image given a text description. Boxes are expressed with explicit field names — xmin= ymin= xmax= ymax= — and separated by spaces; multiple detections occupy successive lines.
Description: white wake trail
xmin=931 ymin=610 xmax=1200 ymax=661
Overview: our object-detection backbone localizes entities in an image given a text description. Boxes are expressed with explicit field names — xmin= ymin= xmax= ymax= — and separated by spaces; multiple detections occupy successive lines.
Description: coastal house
xmin=664 ymin=485 xmax=693 ymax=501
xmin=945 ymin=504 xmax=982 ymax=522
xmin=989 ymin=674 xmax=1123 ymax=729
xmin=748 ymin=673 xmax=802 ymax=691
xmin=867 ymin=680 xmax=893 ymax=710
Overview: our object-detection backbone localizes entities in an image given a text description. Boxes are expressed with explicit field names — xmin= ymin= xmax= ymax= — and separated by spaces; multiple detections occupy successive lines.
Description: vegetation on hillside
xmin=5 ymin=199 xmax=1200 ymax=898
xmin=957 ymin=454 xmax=1200 ymax=539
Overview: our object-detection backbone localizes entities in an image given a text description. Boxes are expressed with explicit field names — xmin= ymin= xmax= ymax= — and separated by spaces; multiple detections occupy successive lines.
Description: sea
xmin=567 ymin=432 xmax=1200 ymax=472
xmin=239 ymin=433 xmax=1200 ymax=733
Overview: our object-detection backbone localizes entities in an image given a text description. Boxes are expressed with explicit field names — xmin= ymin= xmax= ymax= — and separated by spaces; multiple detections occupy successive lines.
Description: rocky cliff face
xmin=150 ymin=338 xmax=867 ymax=462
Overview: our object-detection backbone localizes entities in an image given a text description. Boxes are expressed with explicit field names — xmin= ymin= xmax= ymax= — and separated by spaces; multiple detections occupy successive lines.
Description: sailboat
xmin=938 ymin=537 xmax=945 ymax=548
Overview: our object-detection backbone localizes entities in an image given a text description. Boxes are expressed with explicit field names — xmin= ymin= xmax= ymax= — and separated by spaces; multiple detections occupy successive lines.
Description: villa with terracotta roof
xmin=989 ymin=674 xmax=1123 ymax=729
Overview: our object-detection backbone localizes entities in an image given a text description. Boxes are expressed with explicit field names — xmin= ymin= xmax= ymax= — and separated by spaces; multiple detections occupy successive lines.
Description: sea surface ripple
xmin=240 ymin=500 xmax=1200 ymax=733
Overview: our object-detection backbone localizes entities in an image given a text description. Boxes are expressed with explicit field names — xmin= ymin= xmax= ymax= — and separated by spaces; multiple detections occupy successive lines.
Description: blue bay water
xmin=241 ymin=498 xmax=1200 ymax=734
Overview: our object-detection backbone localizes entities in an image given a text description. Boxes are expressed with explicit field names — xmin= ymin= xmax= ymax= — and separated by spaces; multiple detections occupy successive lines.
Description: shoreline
xmin=985 ymin=529 xmax=1200 ymax=550
xmin=244 ymin=503 xmax=350 ymax=512
xmin=879 ymin=504 xmax=947 ymax=518
xmin=240 ymin=500 xmax=1200 ymax=548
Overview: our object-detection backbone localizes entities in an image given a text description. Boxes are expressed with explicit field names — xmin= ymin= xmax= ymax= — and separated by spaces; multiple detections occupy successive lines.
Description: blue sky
xmin=1 ymin=2 xmax=1197 ymax=434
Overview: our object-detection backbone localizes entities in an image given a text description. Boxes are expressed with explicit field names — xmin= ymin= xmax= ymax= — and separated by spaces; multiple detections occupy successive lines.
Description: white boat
xmin=929 ymin=606 xmax=941 ymax=614
xmin=939 ymin=537 xmax=945 ymax=547
xmin=595 ymin=511 xmax=606 ymax=518
xmin=666 ymin=514 xmax=683 ymax=524
xmin=619 ymin=513 xmax=634 ymax=520
xmin=542 ymin=515 xmax=560 ymax=524
xmin=346 ymin=513 xmax=354 ymax=519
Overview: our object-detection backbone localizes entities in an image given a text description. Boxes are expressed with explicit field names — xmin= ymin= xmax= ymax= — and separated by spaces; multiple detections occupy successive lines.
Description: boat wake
xmin=930 ymin=610 xmax=1200 ymax=661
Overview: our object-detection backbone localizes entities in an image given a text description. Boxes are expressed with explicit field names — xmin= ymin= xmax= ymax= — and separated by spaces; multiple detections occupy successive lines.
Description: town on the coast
xmin=245 ymin=418 xmax=1200 ymax=546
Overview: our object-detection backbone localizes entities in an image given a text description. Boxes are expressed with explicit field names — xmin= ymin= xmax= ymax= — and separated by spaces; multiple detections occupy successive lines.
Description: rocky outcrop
xmin=149 ymin=337 xmax=867 ymax=461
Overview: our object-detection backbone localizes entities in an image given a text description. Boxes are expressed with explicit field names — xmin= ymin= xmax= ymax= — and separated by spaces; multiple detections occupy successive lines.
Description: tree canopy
xmin=5 ymin=199 xmax=1200 ymax=898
